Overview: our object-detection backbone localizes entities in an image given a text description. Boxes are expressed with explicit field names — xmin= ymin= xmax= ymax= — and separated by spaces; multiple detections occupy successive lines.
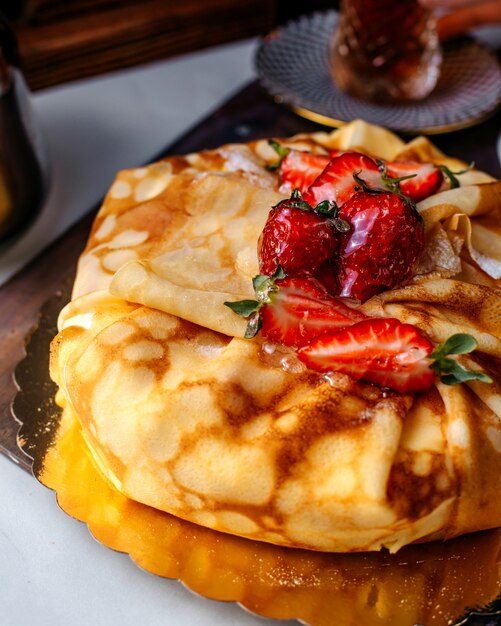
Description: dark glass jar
xmin=0 ymin=12 xmax=48 ymax=242
xmin=331 ymin=0 xmax=442 ymax=104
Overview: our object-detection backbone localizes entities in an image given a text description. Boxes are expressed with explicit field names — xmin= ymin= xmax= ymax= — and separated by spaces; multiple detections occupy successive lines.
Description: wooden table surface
xmin=1 ymin=80 xmax=500 ymax=471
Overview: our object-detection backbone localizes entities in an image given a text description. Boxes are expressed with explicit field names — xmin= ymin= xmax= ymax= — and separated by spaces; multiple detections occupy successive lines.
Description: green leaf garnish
xmin=429 ymin=333 xmax=492 ymax=386
xmin=437 ymin=163 xmax=474 ymax=189
xmin=224 ymin=265 xmax=286 ymax=338
xmin=223 ymin=299 xmax=260 ymax=317
xmin=430 ymin=333 xmax=477 ymax=357
xmin=267 ymin=140 xmax=290 ymax=171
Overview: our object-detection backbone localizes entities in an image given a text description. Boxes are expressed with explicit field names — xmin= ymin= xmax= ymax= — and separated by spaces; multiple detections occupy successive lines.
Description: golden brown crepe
xmin=50 ymin=120 xmax=501 ymax=552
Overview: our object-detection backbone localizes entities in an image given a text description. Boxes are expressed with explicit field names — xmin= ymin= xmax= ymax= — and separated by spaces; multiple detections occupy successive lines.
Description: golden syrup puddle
xmin=37 ymin=405 xmax=501 ymax=626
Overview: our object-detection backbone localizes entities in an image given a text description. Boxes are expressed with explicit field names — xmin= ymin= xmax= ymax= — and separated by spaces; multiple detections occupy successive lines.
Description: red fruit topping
xmin=260 ymin=276 xmax=367 ymax=348
xmin=298 ymin=317 xmax=435 ymax=393
xmin=386 ymin=160 xmax=443 ymax=203
xmin=303 ymin=152 xmax=383 ymax=208
xmin=333 ymin=191 xmax=425 ymax=302
xmin=258 ymin=194 xmax=338 ymax=277
xmin=225 ymin=277 xmax=490 ymax=393
xmin=278 ymin=150 xmax=330 ymax=194
xmin=314 ymin=259 xmax=340 ymax=295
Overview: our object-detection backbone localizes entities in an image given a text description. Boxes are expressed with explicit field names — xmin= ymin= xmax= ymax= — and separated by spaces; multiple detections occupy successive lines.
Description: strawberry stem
xmin=267 ymin=140 xmax=290 ymax=171
xmin=224 ymin=265 xmax=286 ymax=338
xmin=377 ymin=160 xmax=417 ymax=191
xmin=314 ymin=199 xmax=351 ymax=232
xmin=352 ymin=171 xmax=380 ymax=194
xmin=437 ymin=163 xmax=474 ymax=189
xmin=429 ymin=333 xmax=492 ymax=385
xmin=274 ymin=189 xmax=313 ymax=213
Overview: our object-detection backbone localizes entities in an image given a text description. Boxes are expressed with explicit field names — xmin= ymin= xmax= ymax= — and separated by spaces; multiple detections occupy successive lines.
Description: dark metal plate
xmin=255 ymin=12 xmax=501 ymax=134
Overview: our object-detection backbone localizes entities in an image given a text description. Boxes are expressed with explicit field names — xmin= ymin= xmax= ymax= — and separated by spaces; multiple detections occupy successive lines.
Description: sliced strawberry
xmin=258 ymin=192 xmax=339 ymax=277
xmin=225 ymin=276 xmax=491 ymax=393
xmin=386 ymin=160 xmax=443 ymax=203
xmin=302 ymin=152 xmax=383 ymax=208
xmin=332 ymin=191 xmax=425 ymax=302
xmin=268 ymin=142 xmax=343 ymax=195
xmin=278 ymin=150 xmax=331 ymax=195
xmin=298 ymin=317 xmax=435 ymax=393
xmin=260 ymin=276 xmax=367 ymax=348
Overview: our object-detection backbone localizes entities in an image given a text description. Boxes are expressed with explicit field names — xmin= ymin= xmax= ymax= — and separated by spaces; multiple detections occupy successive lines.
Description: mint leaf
xmin=431 ymin=333 xmax=477 ymax=359
xmin=440 ymin=369 xmax=493 ymax=386
xmin=429 ymin=332 xmax=492 ymax=386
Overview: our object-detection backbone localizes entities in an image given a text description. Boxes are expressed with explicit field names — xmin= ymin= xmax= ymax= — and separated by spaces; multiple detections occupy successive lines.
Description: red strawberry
xmin=298 ymin=317 xmax=435 ymax=393
xmin=333 ymin=191 xmax=425 ymax=302
xmin=260 ymin=276 xmax=367 ymax=348
xmin=303 ymin=152 xmax=383 ymax=208
xmin=258 ymin=193 xmax=338 ymax=277
xmin=386 ymin=160 xmax=443 ymax=202
xmin=314 ymin=259 xmax=340 ymax=295
xmin=278 ymin=150 xmax=330 ymax=195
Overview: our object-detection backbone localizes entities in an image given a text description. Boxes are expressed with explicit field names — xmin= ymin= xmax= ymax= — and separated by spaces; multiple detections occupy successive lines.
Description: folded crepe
xmin=50 ymin=120 xmax=501 ymax=552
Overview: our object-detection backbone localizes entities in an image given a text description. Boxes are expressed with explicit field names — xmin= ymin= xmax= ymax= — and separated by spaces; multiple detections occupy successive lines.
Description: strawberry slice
xmin=302 ymin=152 xmax=383 ymax=208
xmin=298 ymin=321 xmax=492 ymax=393
xmin=278 ymin=150 xmax=331 ymax=195
xmin=224 ymin=273 xmax=367 ymax=349
xmin=225 ymin=274 xmax=491 ymax=393
xmin=260 ymin=276 xmax=367 ymax=348
xmin=298 ymin=317 xmax=436 ymax=392
xmin=268 ymin=141 xmax=341 ymax=195
xmin=386 ymin=160 xmax=443 ymax=203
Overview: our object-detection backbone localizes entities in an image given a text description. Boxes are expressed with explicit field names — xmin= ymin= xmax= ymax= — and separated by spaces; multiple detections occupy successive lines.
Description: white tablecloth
xmin=0 ymin=38 xmax=255 ymax=287
xmin=0 ymin=37 xmax=296 ymax=626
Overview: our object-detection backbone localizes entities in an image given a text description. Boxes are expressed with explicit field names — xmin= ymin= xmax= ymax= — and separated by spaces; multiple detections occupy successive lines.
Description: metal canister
xmin=0 ymin=12 xmax=48 ymax=242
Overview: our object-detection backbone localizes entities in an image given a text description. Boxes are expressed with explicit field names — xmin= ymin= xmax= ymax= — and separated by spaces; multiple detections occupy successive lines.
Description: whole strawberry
xmin=334 ymin=191 xmax=425 ymax=302
xmin=258 ymin=191 xmax=345 ymax=277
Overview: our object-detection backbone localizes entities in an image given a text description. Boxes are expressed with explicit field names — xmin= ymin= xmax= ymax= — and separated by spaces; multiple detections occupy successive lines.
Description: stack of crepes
xmin=50 ymin=120 xmax=501 ymax=553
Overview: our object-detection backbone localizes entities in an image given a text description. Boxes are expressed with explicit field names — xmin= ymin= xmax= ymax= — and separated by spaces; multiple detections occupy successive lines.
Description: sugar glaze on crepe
xmin=50 ymin=121 xmax=501 ymax=552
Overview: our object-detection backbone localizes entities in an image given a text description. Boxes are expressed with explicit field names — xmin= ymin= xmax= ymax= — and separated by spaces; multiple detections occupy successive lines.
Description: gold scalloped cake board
xmin=28 ymin=402 xmax=499 ymax=626
xmin=13 ymin=284 xmax=501 ymax=626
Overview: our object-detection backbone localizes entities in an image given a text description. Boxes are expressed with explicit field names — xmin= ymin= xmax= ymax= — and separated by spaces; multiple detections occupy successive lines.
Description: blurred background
xmin=3 ymin=0 xmax=339 ymax=91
